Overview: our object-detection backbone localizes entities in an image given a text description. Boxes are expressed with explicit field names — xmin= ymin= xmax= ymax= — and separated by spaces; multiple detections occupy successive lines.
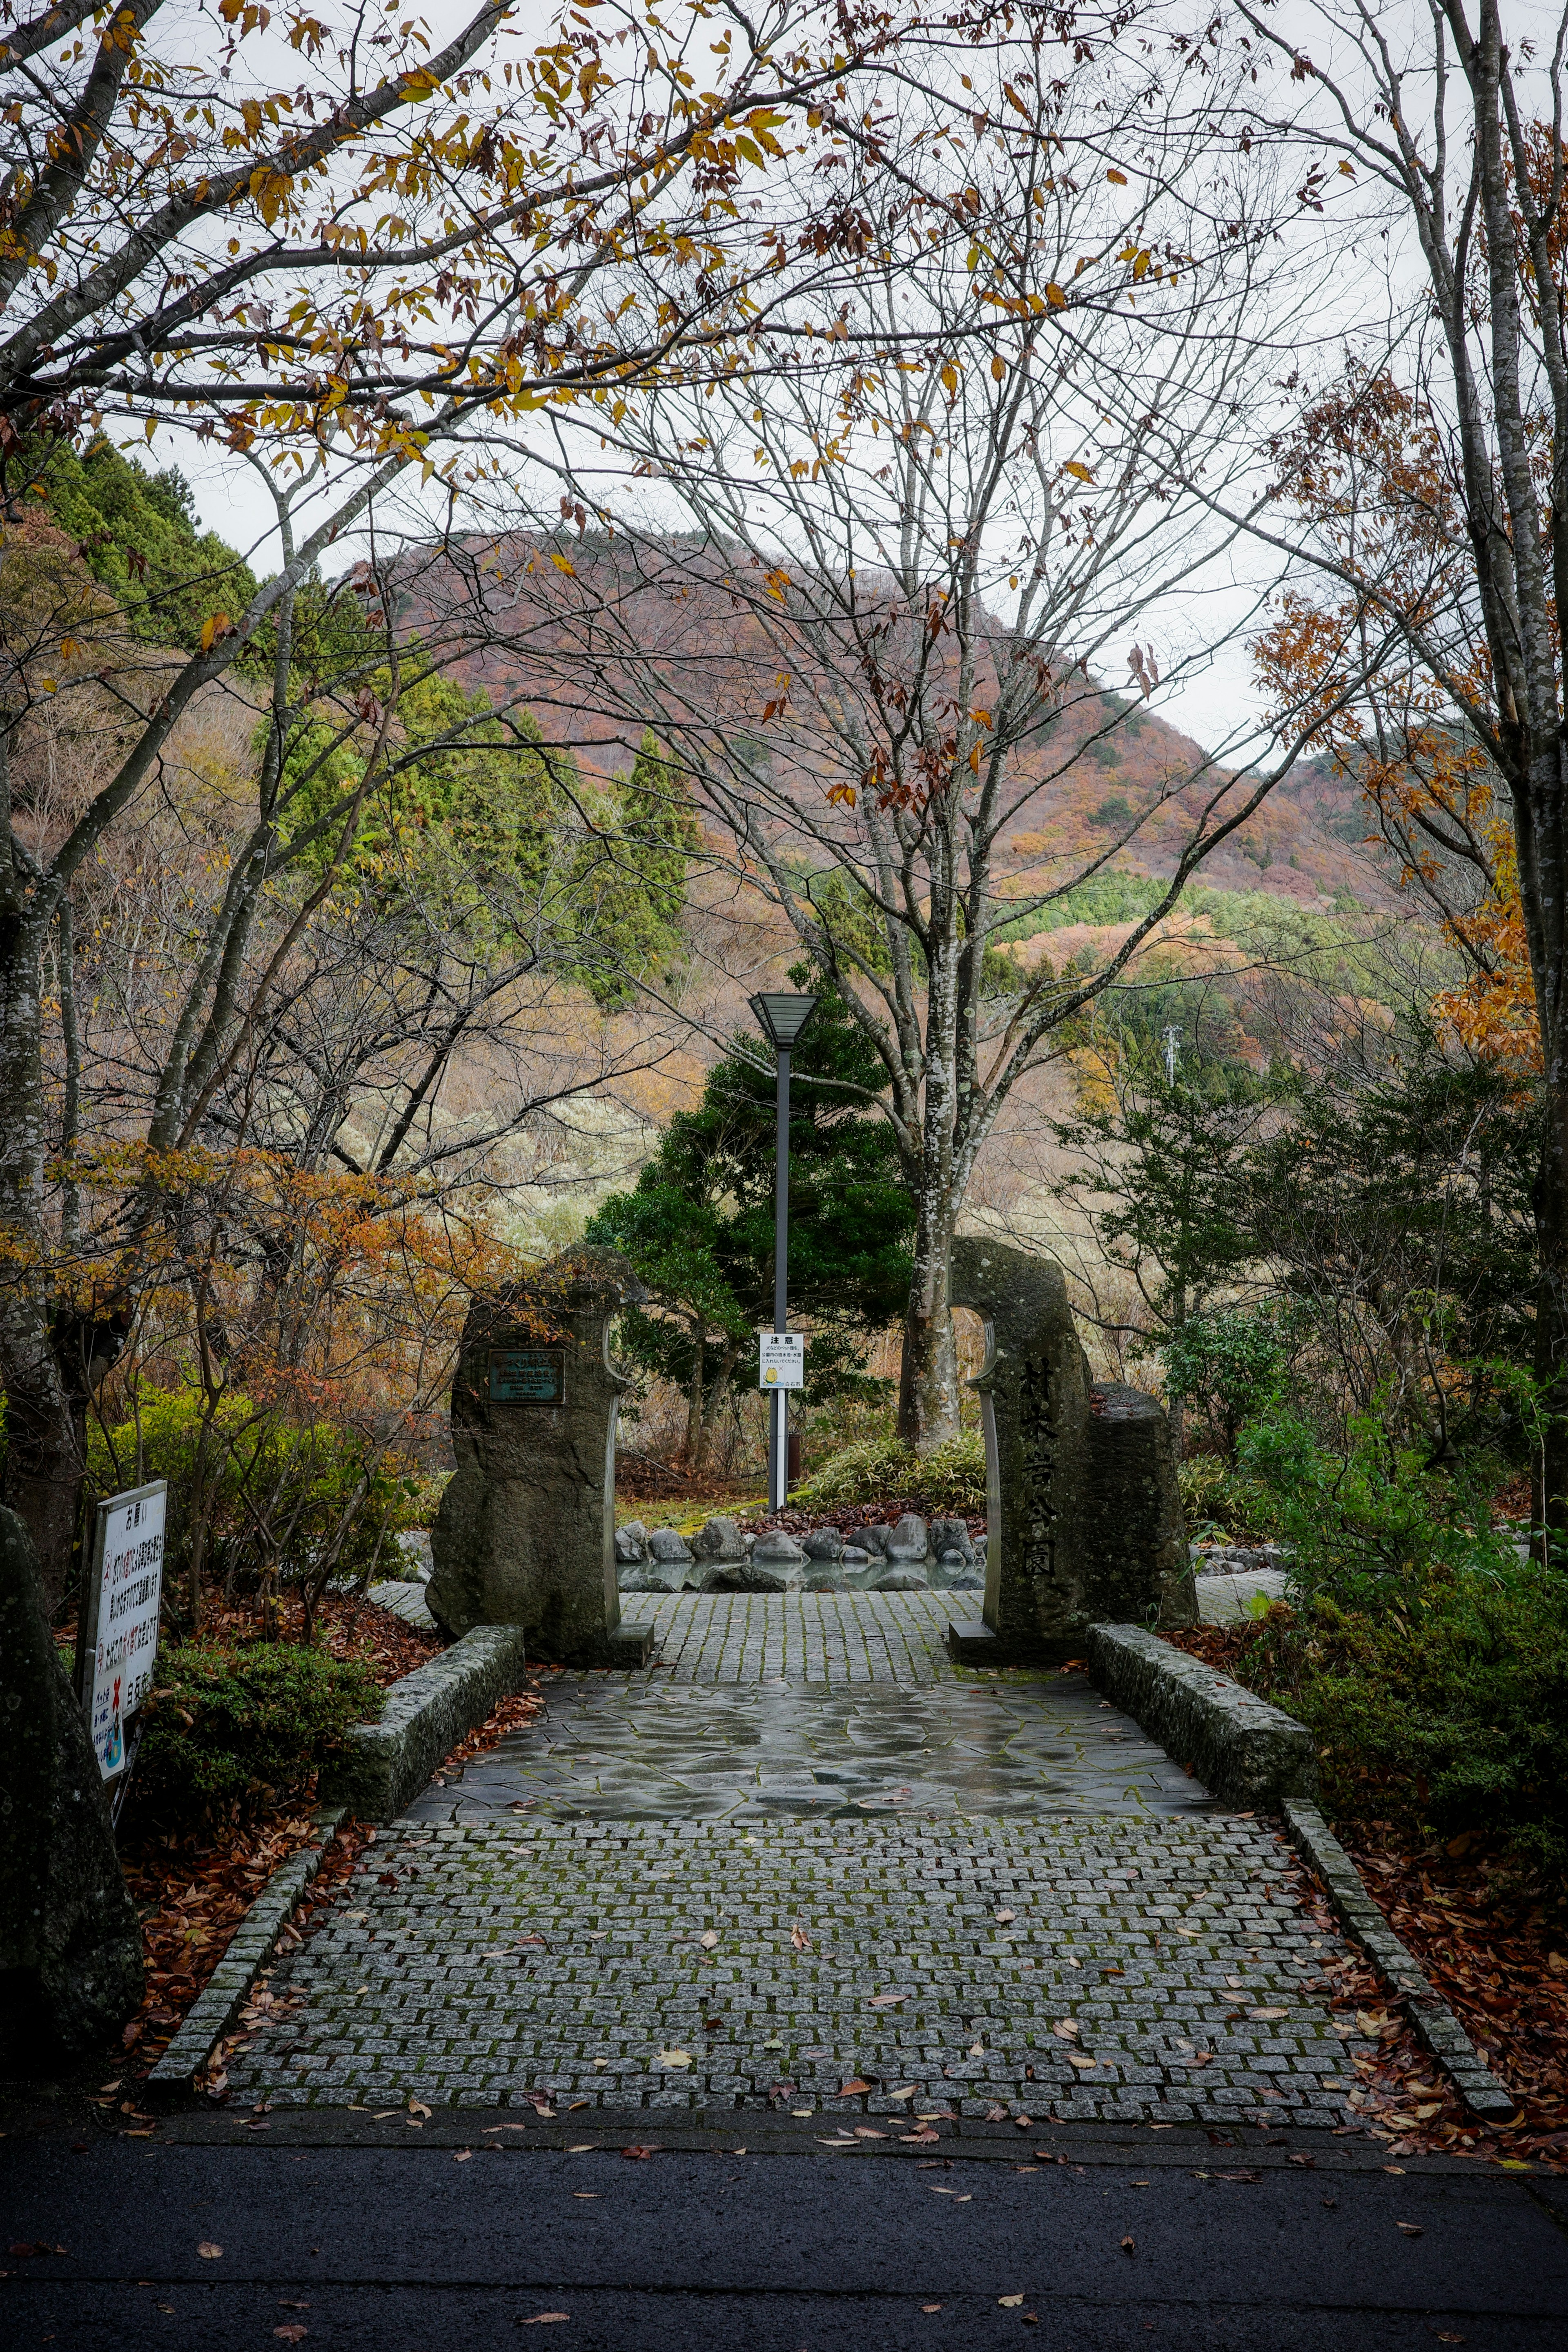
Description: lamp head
xmin=748 ymin=991 xmax=818 ymax=1051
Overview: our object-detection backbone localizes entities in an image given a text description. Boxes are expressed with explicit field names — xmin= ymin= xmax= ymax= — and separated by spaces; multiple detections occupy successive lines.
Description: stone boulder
xmin=396 ymin=1529 xmax=434 ymax=1584
xmin=751 ymin=1530 xmax=806 ymax=1569
xmin=702 ymin=1559 xmax=793 ymax=1593
xmin=873 ymin=1567 xmax=929 ymax=1591
xmin=613 ymin=1522 xmax=647 ymax=1567
xmin=0 ymin=1508 xmax=143 ymax=2061
xmin=886 ymin=1513 xmax=929 ymax=1563
xmin=858 ymin=1524 xmax=891 ymax=1558
xmin=840 ymin=1545 xmax=871 ymax=1566
xmin=928 ymin=1517 xmax=975 ymax=1565
xmin=647 ymin=1527 xmax=694 ymax=1566
xmin=692 ymin=1516 xmax=748 ymax=1564
xmin=801 ymin=1527 xmax=844 ymax=1563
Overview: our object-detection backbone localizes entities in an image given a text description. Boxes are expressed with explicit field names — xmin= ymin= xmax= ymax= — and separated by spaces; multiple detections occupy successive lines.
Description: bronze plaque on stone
xmin=488 ymin=1347 xmax=566 ymax=1405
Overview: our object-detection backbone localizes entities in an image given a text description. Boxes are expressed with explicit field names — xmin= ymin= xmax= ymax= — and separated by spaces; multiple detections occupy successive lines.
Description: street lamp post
xmin=748 ymin=990 xmax=817 ymax=1516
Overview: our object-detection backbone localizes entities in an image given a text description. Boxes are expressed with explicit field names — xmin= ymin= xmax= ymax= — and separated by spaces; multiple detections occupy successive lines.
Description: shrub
xmin=1238 ymin=1575 xmax=1568 ymax=1876
xmin=1219 ymin=1406 xmax=1568 ymax=1875
xmin=89 ymin=1384 xmax=419 ymax=1598
xmin=1177 ymin=1451 xmax=1282 ymax=1540
xmin=790 ymin=1430 xmax=987 ymax=1513
xmin=1238 ymin=1408 xmax=1520 ymax=1610
xmin=1163 ymin=1307 xmax=1292 ymax=1460
xmin=134 ymin=1641 xmax=384 ymax=1815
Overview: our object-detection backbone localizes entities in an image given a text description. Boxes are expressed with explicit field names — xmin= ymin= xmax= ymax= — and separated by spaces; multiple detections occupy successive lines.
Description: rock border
xmin=1086 ymin=1621 xmax=1320 ymax=1809
xmin=319 ymin=1624 xmax=530 ymax=1823
xmin=146 ymin=1804 xmax=347 ymax=2093
xmin=1283 ymin=1799 xmax=1518 ymax=2125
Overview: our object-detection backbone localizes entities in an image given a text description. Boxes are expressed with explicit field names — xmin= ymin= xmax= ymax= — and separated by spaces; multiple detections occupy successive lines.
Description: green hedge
xmin=134 ymin=1641 xmax=384 ymax=1815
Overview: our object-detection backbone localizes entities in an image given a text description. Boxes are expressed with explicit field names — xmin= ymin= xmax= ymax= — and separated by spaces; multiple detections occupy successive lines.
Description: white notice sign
xmin=87 ymin=1480 xmax=167 ymax=1780
xmin=758 ymin=1332 xmax=805 ymax=1390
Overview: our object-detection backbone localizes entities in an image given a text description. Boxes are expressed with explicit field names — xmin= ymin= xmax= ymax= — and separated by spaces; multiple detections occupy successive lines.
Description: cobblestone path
xmin=227 ymin=1597 xmax=1372 ymax=2124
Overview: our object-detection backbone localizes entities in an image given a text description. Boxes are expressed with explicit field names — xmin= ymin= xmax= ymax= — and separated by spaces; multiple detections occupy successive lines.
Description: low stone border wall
xmin=1086 ymin=1622 xmax=1320 ymax=1810
xmin=319 ymin=1624 xmax=530 ymax=1823
xmin=1283 ymin=1799 xmax=1518 ymax=2125
xmin=147 ymin=1805 xmax=347 ymax=2093
xmin=1084 ymin=1624 xmax=1517 ymax=2126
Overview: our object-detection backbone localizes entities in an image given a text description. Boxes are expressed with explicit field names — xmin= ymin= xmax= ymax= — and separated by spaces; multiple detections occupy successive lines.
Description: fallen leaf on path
xmin=839 ymin=2078 xmax=872 ymax=2095
xmin=655 ymin=2050 xmax=692 ymax=2068
xmin=921 ymin=2305 xmax=942 ymax=2314
xmin=408 ymin=2099 xmax=432 ymax=2119
xmin=699 ymin=1931 xmax=719 ymax=1948
xmin=1066 ymin=2054 xmax=1096 ymax=2071
xmin=994 ymin=1910 xmax=1016 ymax=1924
xmin=197 ymin=2242 xmax=223 ymax=2259
xmin=274 ymin=2329 xmax=307 ymax=2343
xmin=517 ymin=2315 xmax=570 ymax=2325
xmin=1395 ymin=2222 xmax=1423 ymax=2237
xmin=1247 ymin=2008 xmax=1288 ymax=2022
xmin=791 ymin=1922 xmax=811 ymax=1951
xmin=999 ymin=2294 xmax=1024 ymax=2306
xmin=1052 ymin=2020 xmax=1079 ymax=2039
xmin=1355 ymin=2011 xmax=1386 ymax=2037
xmin=621 ymin=2145 xmax=658 ymax=2160
xmin=454 ymin=2150 xmax=472 ymax=2163
xmin=1120 ymin=2236 xmax=1136 ymax=2256
xmin=868 ymin=1992 xmax=908 ymax=2007
xmin=8 ymin=2243 xmax=66 ymax=2258
xmin=887 ymin=2085 xmax=917 ymax=2098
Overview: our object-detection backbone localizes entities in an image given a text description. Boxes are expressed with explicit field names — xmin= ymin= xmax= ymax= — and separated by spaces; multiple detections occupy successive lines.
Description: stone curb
xmin=1086 ymin=1622 xmax=1319 ymax=1809
xmin=146 ymin=1805 xmax=347 ymax=2093
xmin=319 ymin=1624 xmax=530 ymax=1823
xmin=1283 ymin=1799 xmax=1519 ymax=2125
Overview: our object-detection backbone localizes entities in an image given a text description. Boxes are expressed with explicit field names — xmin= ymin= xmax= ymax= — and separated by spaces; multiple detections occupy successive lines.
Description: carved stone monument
xmin=945 ymin=1236 xmax=1196 ymax=1665
xmin=426 ymin=1248 xmax=655 ymax=1665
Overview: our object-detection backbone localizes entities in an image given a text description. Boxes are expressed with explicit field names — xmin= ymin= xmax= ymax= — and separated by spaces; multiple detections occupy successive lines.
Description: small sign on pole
xmin=82 ymin=1480 xmax=167 ymax=1781
xmin=758 ymin=1332 xmax=805 ymax=1391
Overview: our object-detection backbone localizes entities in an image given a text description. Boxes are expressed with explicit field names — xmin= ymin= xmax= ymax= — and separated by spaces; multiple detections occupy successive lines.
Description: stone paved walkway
xmin=227 ymin=1596 xmax=1373 ymax=2125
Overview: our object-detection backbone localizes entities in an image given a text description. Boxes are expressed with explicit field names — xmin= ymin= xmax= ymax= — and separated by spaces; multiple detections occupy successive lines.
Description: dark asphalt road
xmin=2 ymin=2109 xmax=1565 ymax=2350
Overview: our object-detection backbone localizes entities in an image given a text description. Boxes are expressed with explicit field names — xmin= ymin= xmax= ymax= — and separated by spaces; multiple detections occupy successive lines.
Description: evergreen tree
xmin=588 ymin=969 xmax=913 ymax=1469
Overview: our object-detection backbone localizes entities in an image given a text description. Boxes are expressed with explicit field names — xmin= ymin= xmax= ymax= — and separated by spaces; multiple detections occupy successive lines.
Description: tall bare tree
xmin=1234 ymin=0 xmax=1568 ymax=1524
xmin=432 ymin=12 xmax=1345 ymax=1445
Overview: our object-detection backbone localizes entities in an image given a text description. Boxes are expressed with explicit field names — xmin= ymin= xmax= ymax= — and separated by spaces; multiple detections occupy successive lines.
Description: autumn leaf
xmin=1045 ymin=282 xmax=1067 ymax=308
xmin=517 ymin=2316 xmax=570 ymax=2325
xmin=840 ymin=2078 xmax=873 ymax=2096
xmin=197 ymin=2241 xmax=223 ymax=2258
xmin=1121 ymin=2235 xmax=1136 ymax=2255
xmin=274 ymin=2330 xmax=308 ymax=2344
xmin=868 ymin=1991 xmax=908 ymax=2007
xmin=655 ymin=2049 xmax=692 ymax=2068
xmin=1000 ymin=2294 xmax=1024 ymax=2306
xmin=1395 ymin=2222 xmax=1423 ymax=2237
xmin=699 ymin=1931 xmax=719 ymax=1949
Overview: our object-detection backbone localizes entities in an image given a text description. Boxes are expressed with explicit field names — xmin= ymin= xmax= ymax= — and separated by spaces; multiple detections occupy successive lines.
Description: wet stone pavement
xmin=225 ymin=1596 xmax=1375 ymax=2125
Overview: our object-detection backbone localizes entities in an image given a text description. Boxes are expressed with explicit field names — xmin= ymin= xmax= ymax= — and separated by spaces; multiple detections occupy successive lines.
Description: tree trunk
xmin=1533 ymin=1109 xmax=1568 ymax=1543
xmin=0 ymin=906 xmax=84 ymax=1615
xmin=684 ymin=1320 xmax=707 ymax=1476
xmin=898 ymin=1175 xmax=961 ymax=1450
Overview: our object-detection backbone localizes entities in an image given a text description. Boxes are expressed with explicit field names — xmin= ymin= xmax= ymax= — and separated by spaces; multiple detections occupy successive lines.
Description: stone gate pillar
xmin=945 ymin=1236 xmax=1196 ymax=1665
xmin=426 ymin=1248 xmax=655 ymax=1666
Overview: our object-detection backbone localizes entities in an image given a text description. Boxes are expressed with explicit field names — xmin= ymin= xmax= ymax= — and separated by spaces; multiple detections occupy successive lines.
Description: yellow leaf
xmin=1045 ymin=282 xmax=1067 ymax=308
xmin=1107 ymin=168 xmax=1128 ymax=184
xmin=656 ymin=2049 xmax=692 ymax=2067
xmin=990 ymin=354 xmax=1005 ymax=381
xmin=940 ymin=362 xmax=958 ymax=395
xmin=549 ymin=551 xmax=576 ymax=576
xmin=199 ymin=612 xmax=232 ymax=653
xmin=1065 ymin=461 xmax=1094 ymax=482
